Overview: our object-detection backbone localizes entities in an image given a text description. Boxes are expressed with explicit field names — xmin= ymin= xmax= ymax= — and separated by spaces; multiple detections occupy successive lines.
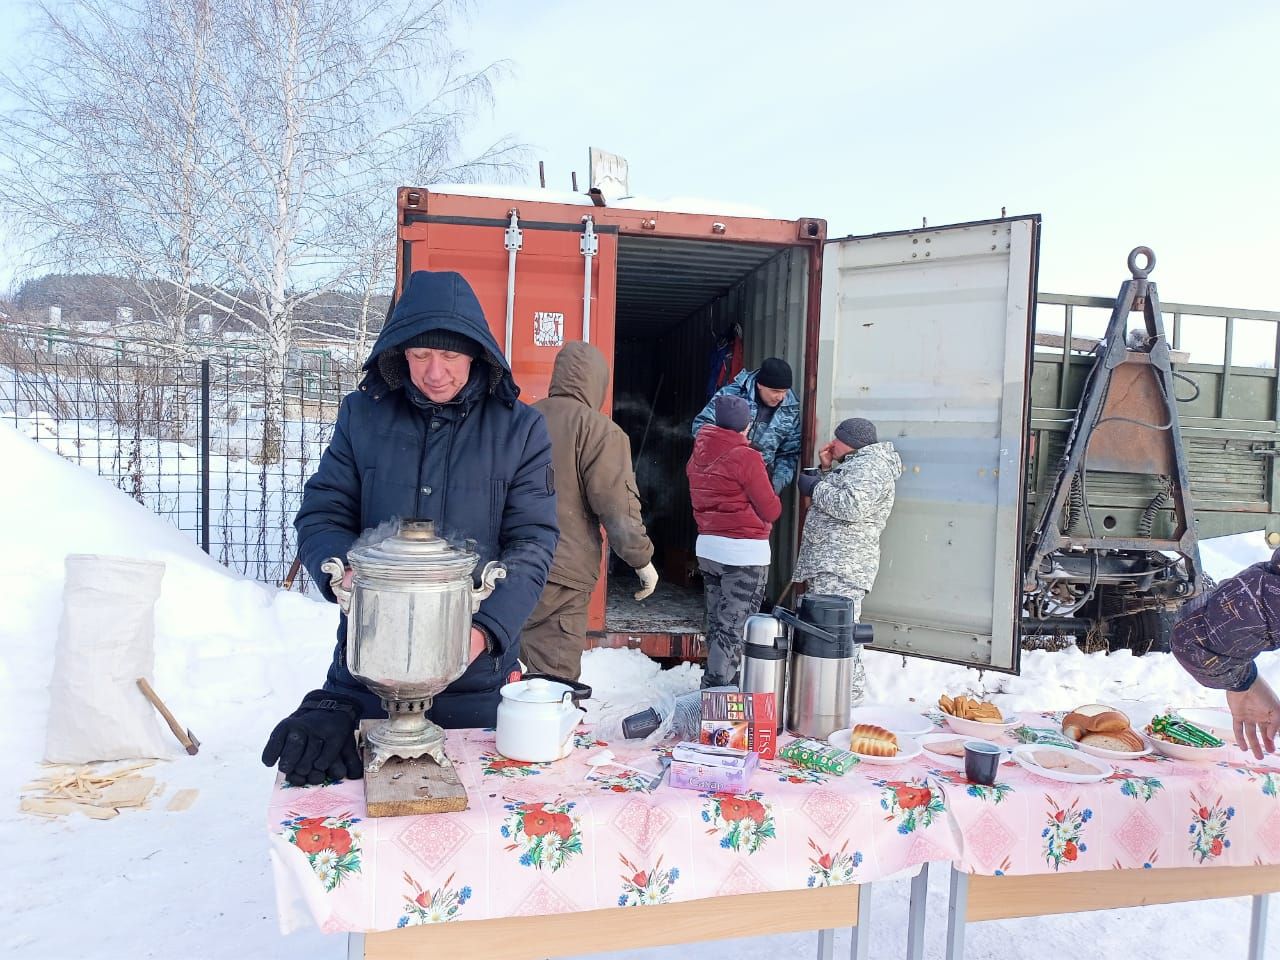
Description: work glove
xmin=797 ymin=471 xmax=821 ymax=497
xmin=633 ymin=562 xmax=659 ymax=601
xmin=261 ymin=689 xmax=364 ymax=786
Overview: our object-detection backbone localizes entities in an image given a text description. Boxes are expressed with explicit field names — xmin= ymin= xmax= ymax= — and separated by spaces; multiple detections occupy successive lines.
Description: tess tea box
xmin=699 ymin=690 xmax=777 ymax=759
xmin=668 ymin=742 xmax=759 ymax=793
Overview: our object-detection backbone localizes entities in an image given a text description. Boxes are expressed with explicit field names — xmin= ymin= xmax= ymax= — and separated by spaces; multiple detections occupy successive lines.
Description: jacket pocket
xmin=490 ymin=479 xmax=508 ymax=546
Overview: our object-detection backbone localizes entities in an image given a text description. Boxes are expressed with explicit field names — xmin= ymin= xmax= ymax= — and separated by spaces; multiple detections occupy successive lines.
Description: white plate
xmin=848 ymin=706 xmax=934 ymax=737
xmin=1073 ymin=734 xmax=1153 ymax=762
xmin=1147 ymin=734 xmax=1232 ymax=763
xmin=829 ymin=729 xmax=923 ymax=765
xmin=1172 ymin=707 xmax=1234 ymax=742
xmin=943 ymin=712 xmax=1020 ymax=738
xmin=917 ymin=733 xmax=1010 ymax=771
xmin=1011 ymin=744 xmax=1113 ymax=783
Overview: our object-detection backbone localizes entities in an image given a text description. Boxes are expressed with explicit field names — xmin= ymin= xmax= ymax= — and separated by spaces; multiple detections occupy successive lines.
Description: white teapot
xmin=496 ymin=676 xmax=591 ymax=763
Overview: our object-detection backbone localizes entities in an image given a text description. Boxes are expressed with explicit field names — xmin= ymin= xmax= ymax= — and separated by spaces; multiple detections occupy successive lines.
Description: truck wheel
xmin=1110 ymin=610 xmax=1174 ymax=656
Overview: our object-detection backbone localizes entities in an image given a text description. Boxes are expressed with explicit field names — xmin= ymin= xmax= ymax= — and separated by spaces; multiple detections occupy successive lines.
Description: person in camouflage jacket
xmin=792 ymin=417 xmax=902 ymax=704
xmin=692 ymin=358 xmax=801 ymax=493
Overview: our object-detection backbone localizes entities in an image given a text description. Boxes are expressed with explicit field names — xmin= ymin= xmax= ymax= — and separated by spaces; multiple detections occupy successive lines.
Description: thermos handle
xmin=770 ymin=606 xmax=837 ymax=643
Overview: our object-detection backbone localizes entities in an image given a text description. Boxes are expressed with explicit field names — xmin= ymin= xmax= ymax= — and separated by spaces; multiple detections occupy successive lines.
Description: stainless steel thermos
xmin=742 ymin=613 xmax=789 ymax=733
xmin=780 ymin=594 xmax=874 ymax=740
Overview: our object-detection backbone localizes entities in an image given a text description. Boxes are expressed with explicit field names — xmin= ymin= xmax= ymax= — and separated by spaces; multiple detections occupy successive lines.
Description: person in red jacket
xmin=687 ymin=394 xmax=782 ymax=687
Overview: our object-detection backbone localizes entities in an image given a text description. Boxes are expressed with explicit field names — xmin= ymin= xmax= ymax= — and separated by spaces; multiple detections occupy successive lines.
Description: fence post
xmin=200 ymin=358 xmax=211 ymax=554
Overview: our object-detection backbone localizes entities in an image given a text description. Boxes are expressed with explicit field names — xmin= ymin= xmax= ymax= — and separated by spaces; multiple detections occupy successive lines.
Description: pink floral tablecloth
xmin=267 ymin=716 xmax=1280 ymax=934
xmin=936 ymin=710 xmax=1280 ymax=877
xmin=266 ymin=728 xmax=959 ymax=934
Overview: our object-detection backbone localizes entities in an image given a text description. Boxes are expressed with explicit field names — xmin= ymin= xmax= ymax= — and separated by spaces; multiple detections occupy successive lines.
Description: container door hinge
xmin=580 ymin=215 xmax=598 ymax=343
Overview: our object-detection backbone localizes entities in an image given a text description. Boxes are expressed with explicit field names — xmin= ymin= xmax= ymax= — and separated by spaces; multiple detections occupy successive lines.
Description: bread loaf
xmin=1080 ymin=729 xmax=1145 ymax=752
xmin=1062 ymin=703 xmax=1131 ymax=739
xmin=849 ymin=723 xmax=898 ymax=757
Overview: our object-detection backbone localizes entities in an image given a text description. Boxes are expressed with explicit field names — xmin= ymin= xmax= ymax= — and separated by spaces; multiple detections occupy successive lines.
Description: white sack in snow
xmin=44 ymin=554 xmax=172 ymax=763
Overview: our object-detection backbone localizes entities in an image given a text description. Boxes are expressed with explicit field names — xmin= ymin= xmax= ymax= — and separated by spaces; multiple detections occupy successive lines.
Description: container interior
xmin=606 ymin=233 xmax=811 ymax=634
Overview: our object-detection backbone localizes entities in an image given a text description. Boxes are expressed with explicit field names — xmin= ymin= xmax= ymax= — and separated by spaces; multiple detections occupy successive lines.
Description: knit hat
xmin=400 ymin=328 xmax=483 ymax=359
xmin=714 ymin=395 xmax=752 ymax=432
xmin=755 ymin=357 xmax=792 ymax=390
xmin=835 ymin=417 xmax=877 ymax=450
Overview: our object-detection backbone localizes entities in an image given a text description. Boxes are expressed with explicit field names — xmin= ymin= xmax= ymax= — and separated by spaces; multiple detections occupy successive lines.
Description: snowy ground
xmin=3 ymin=420 xmax=1279 ymax=960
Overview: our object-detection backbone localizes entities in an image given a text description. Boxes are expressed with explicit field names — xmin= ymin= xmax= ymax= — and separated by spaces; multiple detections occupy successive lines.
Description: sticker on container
xmin=534 ymin=312 xmax=564 ymax=347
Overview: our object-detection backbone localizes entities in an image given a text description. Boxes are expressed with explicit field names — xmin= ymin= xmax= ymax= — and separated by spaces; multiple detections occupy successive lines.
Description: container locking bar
xmin=581 ymin=215 xmax=598 ymax=343
xmin=503 ymin=209 xmax=523 ymax=362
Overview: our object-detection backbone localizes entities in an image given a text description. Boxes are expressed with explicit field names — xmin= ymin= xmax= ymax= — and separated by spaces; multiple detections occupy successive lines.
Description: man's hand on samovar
xmin=261 ymin=690 xmax=364 ymax=785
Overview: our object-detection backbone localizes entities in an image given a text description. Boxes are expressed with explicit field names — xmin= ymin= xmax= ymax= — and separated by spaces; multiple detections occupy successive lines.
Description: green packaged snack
xmin=780 ymin=738 xmax=858 ymax=775
xmin=1011 ymin=725 xmax=1076 ymax=749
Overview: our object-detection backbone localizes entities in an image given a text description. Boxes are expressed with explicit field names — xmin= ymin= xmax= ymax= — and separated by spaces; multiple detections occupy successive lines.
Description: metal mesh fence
xmin=0 ymin=326 xmax=360 ymax=591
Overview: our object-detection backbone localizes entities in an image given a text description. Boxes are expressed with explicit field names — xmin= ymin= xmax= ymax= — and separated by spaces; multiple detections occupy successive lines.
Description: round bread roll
xmin=1063 ymin=703 xmax=1130 ymax=736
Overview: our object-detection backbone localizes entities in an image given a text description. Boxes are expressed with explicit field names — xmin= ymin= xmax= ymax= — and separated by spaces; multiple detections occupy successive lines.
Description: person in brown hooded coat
xmin=523 ymin=341 xmax=657 ymax=679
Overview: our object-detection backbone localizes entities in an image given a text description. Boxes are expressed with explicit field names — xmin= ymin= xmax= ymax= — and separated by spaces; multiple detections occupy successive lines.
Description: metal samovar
xmin=321 ymin=519 xmax=505 ymax=772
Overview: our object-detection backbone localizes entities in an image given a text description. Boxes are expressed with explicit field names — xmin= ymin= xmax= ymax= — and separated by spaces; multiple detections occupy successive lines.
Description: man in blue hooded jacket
xmin=261 ymin=270 xmax=559 ymax=785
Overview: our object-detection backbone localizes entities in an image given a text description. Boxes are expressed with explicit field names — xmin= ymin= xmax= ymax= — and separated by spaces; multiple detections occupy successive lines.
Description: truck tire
xmin=1110 ymin=610 xmax=1174 ymax=656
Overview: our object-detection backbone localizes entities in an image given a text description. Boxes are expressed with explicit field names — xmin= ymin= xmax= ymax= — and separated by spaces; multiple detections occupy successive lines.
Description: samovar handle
xmin=320 ymin=557 xmax=353 ymax=615
xmin=471 ymin=561 xmax=507 ymax=613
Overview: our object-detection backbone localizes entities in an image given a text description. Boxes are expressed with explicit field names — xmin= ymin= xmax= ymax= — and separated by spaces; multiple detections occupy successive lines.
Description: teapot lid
xmin=500 ymin=677 xmax=575 ymax=704
xmin=347 ymin=519 xmax=477 ymax=581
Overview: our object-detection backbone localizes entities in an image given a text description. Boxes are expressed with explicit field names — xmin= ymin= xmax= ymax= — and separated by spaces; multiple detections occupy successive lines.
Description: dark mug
xmin=964 ymin=741 xmax=1001 ymax=786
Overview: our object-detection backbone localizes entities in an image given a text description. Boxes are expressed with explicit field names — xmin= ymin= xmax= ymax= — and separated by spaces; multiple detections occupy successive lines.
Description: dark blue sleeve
xmin=691 ymin=393 xmax=716 ymax=438
xmin=1171 ymin=569 xmax=1277 ymax=691
xmin=471 ymin=410 xmax=559 ymax=657
xmin=294 ymin=395 xmax=361 ymax=603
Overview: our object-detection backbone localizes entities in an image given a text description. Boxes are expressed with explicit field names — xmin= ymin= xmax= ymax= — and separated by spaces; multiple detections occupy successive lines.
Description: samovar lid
xmin=347 ymin=519 xmax=478 ymax=581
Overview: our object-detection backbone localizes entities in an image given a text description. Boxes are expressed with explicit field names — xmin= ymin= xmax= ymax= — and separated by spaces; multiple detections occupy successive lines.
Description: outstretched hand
xmin=1226 ymin=676 xmax=1280 ymax=760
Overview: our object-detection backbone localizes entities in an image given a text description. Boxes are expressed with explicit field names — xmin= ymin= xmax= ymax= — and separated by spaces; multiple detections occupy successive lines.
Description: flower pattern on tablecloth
xmin=1189 ymin=793 xmax=1234 ymax=863
xmin=281 ymin=813 xmax=363 ymax=891
xmin=589 ymin=769 xmax=656 ymax=793
xmin=1042 ymin=796 xmax=1091 ymax=871
xmin=501 ymin=800 xmax=583 ymax=871
xmin=1112 ymin=772 xmax=1165 ymax=802
xmin=396 ymin=871 xmax=472 ymax=926
xmin=805 ymin=838 xmax=862 ymax=887
xmin=481 ymin=754 xmax=544 ymax=777
xmin=875 ymin=778 xmax=946 ymax=834
xmin=575 ymin=733 xmax=610 ymax=751
xmin=701 ymin=791 xmax=776 ymax=854
xmin=1229 ymin=765 xmax=1280 ymax=798
xmin=616 ymin=854 xmax=680 ymax=906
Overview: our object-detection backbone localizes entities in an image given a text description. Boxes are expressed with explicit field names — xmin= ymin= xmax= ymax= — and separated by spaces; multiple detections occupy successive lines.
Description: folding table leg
xmin=816 ymin=927 xmax=835 ymax=960
xmin=849 ymin=881 xmax=874 ymax=960
xmin=346 ymin=933 xmax=365 ymax=960
xmin=1247 ymin=893 xmax=1269 ymax=960
xmin=944 ymin=867 xmax=969 ymax=960
xmin=905 ymin=866 xmax=929 ymax=960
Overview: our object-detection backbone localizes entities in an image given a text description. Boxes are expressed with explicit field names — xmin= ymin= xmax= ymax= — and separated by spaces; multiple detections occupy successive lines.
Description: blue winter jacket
xmin=294 ymin=270 xmax=559 ymax=726
xmin=691 ymin=369 xmax=802 ymax=493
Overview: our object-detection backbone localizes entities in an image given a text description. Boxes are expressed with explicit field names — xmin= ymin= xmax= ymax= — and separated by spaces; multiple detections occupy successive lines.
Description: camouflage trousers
xmin=805 ymin=574 xmax=868 ymax=707
xmin=699 ymin=558 xmax=770 ymax=688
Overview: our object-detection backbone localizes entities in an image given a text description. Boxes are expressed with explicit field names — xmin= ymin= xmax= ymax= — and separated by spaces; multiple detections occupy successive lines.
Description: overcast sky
xmin=451 ymin=1 xmax=1278 ymax=316
xmin=3 ymin=1 xmax=1277 ymax=346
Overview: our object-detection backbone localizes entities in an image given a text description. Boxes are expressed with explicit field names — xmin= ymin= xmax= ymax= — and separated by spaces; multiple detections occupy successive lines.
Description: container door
xmin=400 ymin=211 xmax=617 ymax=405
xmin=815 ymin=216 xmax=1040 ymax=671
xmin=400 ymin=200 xmax=619 ymax=632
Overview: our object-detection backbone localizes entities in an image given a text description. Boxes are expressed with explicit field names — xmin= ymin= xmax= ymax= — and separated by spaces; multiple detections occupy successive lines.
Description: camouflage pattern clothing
xmin=804 ymin=575 xmax=868 ymax=706
xmin=699 ymin=559 xmax=770 ymax=688
xmin=692 ymin=369 xmax=802 ymax=493
xmin=793 ymin=441 xmax=903 ymax=592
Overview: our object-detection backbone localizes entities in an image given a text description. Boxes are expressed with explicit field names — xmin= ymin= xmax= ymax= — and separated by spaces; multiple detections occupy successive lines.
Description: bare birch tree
xmin=0 ymin=0 xmax=521 ymax=461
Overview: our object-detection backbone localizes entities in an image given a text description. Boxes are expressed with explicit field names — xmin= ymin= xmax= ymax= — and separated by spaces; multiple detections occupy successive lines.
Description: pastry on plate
xmin=850 ymin=723 xmax=898 ymax=757
xmin=939 ymin=694 xmax=1003 ymax=723
xmin=1062 ymin=703 xmax=1130 ymax=740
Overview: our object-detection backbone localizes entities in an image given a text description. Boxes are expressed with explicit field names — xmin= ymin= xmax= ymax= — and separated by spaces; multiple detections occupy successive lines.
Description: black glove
xmin=797 ymin=471 xmax=821 ymax=497
xmin=261 ymin=690 xmax=363 ymax=786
